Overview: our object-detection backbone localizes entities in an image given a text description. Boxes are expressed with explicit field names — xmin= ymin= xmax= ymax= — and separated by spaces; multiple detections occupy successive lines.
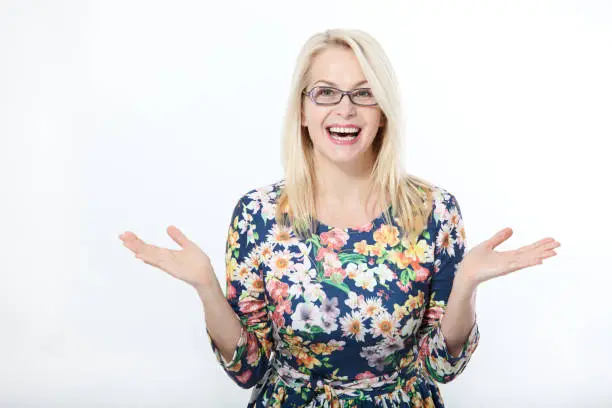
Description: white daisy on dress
xmin=244 ymin=273 xmax=264 ymax=294
xmin=360 ymin=297 xmax=383 ymax=318
xmin=267 ymin=224 xmax=299 ymax=247
xmin=339 ymin=310 xmax=368 ymax=342
xmin=232 ymin=262 xmax=251 ymax=284
xmin=257 ymin=241 xmax=275 ymax=261
xmin=371 ymin=311 xmax=400 ymax=339
xmin=436 ymin=222 xmax=455 ymax=258
xmin=269 ymin=249 xmax=294 ymax=278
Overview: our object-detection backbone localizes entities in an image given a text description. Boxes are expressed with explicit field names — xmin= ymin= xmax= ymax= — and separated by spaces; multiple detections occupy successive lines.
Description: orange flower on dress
xmin=354 ymin=240 xmax=369 ymax=255
xmin=373 ymin=224 xmax=400 ymax=247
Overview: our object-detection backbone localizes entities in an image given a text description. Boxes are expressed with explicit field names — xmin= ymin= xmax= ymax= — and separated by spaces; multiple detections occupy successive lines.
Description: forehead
xmin=308 ymin=46 xmax=367 ymax=87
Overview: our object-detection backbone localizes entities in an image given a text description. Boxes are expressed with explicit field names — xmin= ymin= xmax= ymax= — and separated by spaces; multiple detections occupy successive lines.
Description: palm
xmin=119 ymin=225 xmax=213 ymax=288
xmin=459 ymin=228 xmax=560 ymax=286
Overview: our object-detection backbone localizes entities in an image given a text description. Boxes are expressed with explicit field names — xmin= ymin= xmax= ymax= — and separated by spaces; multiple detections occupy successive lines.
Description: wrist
xmin=455 ymin=261 xmax=479 ymax=294
xmin=194 ymin=279 xmax=222 ymax=301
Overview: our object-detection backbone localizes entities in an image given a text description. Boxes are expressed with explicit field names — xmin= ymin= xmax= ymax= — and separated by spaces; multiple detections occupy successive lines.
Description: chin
xmin=315 ymin=147 xmax=374 ymax=165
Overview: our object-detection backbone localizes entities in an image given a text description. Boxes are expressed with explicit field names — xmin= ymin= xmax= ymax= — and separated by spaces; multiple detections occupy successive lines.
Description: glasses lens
xmin=313 ymin=87 xmax=341 ymax=104
xmin=351 ymin=89 xmax=376 ymax=105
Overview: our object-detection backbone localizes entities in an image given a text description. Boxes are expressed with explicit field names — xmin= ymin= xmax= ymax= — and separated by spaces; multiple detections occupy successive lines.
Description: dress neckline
xmin=315 ymin=203 xmax=393 ymax=233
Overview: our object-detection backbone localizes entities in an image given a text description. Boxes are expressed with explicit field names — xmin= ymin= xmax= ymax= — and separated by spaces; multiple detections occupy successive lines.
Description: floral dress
xmin=207 ymin=179 xmax=480 ymax=407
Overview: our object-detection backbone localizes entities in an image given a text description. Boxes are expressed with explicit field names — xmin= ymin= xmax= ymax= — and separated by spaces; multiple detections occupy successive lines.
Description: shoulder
xmin=232 ymin=178 xmax=286 ymax=222
xmin=428 ymin=185 xmax=467 ymax=254
xmin=429 ymin=185 xmax=463 ymax=223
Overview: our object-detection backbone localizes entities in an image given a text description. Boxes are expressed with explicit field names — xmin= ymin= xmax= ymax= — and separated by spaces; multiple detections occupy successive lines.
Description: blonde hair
xmin=276 ymin=28 xmax=436 ymax=243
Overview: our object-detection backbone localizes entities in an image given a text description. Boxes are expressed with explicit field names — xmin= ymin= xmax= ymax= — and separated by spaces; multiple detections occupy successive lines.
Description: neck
xmin=313 ymin=150 xmax=376 ymax=205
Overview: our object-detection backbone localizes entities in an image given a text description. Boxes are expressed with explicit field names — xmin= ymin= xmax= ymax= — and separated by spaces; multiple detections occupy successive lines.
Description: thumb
xmin=167 ymin=225 xmax=192 ymax=249
xmin=488 ymin=228 xmax=513 ymax=250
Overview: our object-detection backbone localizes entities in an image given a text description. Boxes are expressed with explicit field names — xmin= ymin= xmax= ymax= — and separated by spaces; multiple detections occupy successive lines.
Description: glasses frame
xmin=302 ymin=86 xmax=378 ymax=107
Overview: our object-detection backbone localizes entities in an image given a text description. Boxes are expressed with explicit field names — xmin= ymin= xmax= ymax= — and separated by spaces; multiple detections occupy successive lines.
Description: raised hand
xmin=457 ymin=227 xmax=560 ymax=288
xmin=119 ymin=225 xmax=215 ymax=289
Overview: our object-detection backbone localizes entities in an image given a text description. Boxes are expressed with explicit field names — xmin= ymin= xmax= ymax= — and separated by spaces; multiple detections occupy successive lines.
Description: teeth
xmin=331 ymin=134 xmax=356 ymax=141
xmin=328 ymin=127 xmax=360 ymax=134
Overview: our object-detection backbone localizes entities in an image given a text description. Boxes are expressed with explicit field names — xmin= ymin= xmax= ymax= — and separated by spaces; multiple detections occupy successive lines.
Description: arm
xmin=416 ymin=191 xmax=480 ymax=384
xmin=440 ymin=268 xmax=477 ymax=358
xmin=196 ymin=276 xmax=242 ymax=364
xmin=203 ymin=196 xmax=273 ymax=389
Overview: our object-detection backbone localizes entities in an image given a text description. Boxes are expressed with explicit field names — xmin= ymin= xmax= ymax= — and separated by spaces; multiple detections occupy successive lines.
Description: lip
xmin=326 ymin=126 xmax=361 ymax=145
xmin=326 ymin=124 xmax=361 ymax=129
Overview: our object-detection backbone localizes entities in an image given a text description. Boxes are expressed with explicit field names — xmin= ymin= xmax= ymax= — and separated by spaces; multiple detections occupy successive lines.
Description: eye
xmin=356 ymin=89 xmax=373 ymax=97
xmin=318 ymin=87 xmax=335 ymax=96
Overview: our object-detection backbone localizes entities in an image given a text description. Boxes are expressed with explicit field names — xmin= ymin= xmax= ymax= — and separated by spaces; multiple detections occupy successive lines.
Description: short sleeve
xmin=206 ymin=195 xmax=274 ymax=389
xmin=416 ymin=190 xmax=480 ymax=383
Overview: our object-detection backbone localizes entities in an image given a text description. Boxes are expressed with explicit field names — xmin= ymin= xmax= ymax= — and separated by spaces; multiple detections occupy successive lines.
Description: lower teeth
xmin=331 ymin=133 xmax=357 ymax=141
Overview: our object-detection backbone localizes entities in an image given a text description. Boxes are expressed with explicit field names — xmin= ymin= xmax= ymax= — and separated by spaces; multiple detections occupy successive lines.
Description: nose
xmin=335 ymin=94 xmax=357 ymax=117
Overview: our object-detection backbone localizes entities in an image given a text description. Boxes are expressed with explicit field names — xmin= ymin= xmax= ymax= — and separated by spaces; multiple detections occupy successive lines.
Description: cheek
xmin=304 ymin=108 xmax=327 ymax=134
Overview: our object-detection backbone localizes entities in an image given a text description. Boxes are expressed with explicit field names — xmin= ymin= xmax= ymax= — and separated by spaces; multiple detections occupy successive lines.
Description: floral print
xmin=207 ymin=179 xmax=479 ymax=407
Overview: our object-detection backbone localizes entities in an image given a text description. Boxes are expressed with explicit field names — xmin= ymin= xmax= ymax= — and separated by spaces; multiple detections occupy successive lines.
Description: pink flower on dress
xmin=227 ymin=283 xmax=237 ymax=300
xmin=235 ymin=369 xmax=252 ymax=384
xmin=276 ymin=298 xmax=293 ymax=315
xmin=320 ymin=228 xmax=350 ymax=250
xmin=238 ymin=298 xmax=265 ymax=314
xmin=353 ymin=223 xmax=374 ymax=233
xmin=315 ymin=246 xmax=336 ymax=262
xmin=355 ymin=371 xmax=376 ymax=380
xmin=271 ymin=310 xmax=285 ymax=327
xmin=266 ymin=279 xmax=289 ymax=302
xmin=396 ymin=280 xmax=412 ymax=293
xmin=246 ymin=333 xmax=261 ymax=366
xmin=324 ymin=267 xmax=347 ymax=281
xmin=413 ymin=264 xmax=431 ymax=282
xmin=239 ymin=298 xmax=267 ymax=326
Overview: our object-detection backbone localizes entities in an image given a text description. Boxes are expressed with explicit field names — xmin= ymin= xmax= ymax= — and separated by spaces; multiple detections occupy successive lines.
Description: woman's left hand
xmin=457 ymin=227 xmax=561 ymax=289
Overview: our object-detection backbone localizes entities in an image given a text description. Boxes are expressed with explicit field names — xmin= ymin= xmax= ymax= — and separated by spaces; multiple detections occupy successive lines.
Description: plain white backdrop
xmin=1 ymin=0 xmax=610 ymax=406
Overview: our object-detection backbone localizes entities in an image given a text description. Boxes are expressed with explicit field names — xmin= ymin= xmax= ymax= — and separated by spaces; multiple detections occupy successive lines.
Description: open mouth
xmin=326 ymin=126 xmax=362 ymax=141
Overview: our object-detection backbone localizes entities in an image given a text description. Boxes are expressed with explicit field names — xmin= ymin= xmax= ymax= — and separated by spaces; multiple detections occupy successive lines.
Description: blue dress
xmin=207 ymin=179 xmax=479 ymax=407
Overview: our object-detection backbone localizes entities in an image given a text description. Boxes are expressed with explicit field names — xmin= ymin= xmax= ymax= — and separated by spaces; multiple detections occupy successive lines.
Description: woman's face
xmin=301 ymin=46 xmax=384 ymax=167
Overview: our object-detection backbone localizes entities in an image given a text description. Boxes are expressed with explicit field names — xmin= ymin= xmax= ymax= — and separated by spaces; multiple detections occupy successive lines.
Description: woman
xmin=119 ymin=29 xmax=560 ymax=407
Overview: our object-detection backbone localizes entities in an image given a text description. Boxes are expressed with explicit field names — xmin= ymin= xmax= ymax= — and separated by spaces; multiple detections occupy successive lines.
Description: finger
xmin=167 ymin=225 xmax=192 ymax=249
xmin=516 ymin=237 xmax=558 ymax=255
xmin=539 ymin=249 xmax=558 ymax=259
xmin=122 ymin=233 xmax=149 ymax=254
xmin=511 ymin=247 xmax=557 ymax=272
xmin=120 ymin=233 xmax=143 ymax=253
xmin=122 ymin=233 xmax=163 ymax=260
xmin=522 ymin=241 xmax=560 ymax=262
xmin=488 ymin=228 xmax=513 ymax=250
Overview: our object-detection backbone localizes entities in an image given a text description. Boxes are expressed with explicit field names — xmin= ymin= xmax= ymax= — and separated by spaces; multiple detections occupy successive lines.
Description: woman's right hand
xmin=119 ymin=225 xmax=216 ymax=289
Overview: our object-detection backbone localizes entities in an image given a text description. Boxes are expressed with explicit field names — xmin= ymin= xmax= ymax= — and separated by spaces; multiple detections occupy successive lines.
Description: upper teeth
xmin=329 ymin=127 xmax=360 ymax=133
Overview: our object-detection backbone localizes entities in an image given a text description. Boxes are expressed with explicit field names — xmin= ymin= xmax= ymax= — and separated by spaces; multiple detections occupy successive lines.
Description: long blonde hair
xmin=276 ymin=28 xmax=436 ymax=243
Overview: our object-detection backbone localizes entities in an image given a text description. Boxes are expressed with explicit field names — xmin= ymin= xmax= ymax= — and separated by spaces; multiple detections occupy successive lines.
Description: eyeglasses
xmin=302 ymin=86 xmax=378 ymax=106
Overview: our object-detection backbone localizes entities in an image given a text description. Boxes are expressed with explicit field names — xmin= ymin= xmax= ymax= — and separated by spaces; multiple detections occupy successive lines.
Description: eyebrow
xmin=313 ymin=80 xmax=369 ymax=88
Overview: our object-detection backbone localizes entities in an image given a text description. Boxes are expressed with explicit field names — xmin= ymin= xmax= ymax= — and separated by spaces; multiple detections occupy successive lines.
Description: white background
xmin=1 ymin=0 xmax=610 ymax=406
